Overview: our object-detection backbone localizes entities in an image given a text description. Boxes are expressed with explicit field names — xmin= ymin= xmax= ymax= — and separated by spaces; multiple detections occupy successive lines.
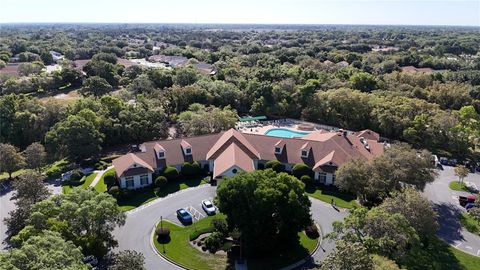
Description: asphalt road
xmin=423 ymin=166 xmax=480 ymax=256
xmin=0 ymin=179 xmax=62 ymax=249
xmin=113 ymin=185 xmax=347 ymax=270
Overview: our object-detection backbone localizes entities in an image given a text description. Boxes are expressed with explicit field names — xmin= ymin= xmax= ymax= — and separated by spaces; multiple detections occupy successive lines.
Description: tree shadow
xmin=401 ymin=237 xmax=465 ymax=270
xmin=433 ymin=202 xmax=465 ymax=244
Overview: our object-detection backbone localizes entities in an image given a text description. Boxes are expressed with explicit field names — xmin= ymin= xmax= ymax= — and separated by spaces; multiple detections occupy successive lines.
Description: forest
xmin=0 ymin=24 xmax=479 ymax=163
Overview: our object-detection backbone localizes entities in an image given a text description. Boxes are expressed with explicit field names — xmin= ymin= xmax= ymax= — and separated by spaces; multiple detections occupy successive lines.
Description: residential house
xmin=112 ymin=128 xmax=384 ymax=189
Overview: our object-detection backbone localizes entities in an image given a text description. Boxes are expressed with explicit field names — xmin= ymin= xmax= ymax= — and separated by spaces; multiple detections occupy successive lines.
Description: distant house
xmin=50 ymin=51 xmax=64 ymax=62
xmin=148 ymin=55 xmax=188 ymax=67
xmin=336 ymin=61 xmax=349 ymax=67
xmin=112 ymin=128 xmax=384 ymax=189
xmin=400 ymin=66 xmax=445 ymax=74
xmin=73 ymin=58 xmax=138 ymax=71
xmin=0 ymin=63 xmax=23 ymax=77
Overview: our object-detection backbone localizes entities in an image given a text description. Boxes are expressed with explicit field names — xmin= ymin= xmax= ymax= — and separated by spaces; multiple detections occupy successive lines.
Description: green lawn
xmin=118 ymin=177 xmax=206 ymax=211
xmin=401 ymin=237 xmax=480 ymax=270
xmin=93 ymin=168 xmax=114 ymax=193
xmin=449 ymin=181 xmax=470 ymax=192
xmin=305 ymin=186 xmax=359 ymax=209
xmin=62 ymin=173 xmax=97 ymax=194
xmin=153 ymin=214 xmax=318 ymax=270
xmin=460 ymin=213 xmax=480 ymax=236
xmin=0 ymin=169 xmax=27 ymax=180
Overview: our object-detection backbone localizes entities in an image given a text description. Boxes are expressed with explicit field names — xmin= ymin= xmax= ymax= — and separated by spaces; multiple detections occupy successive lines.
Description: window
xmin=301 ymin=150 xmax=308 ymax=157
xmin=125 ymin=176 xmax=134 ymax=188
xmin=318 ymin=173 xmax=327 ymax=183
xmin=232 ymin=168 xmax=238 ymax=174
xmin=140 ymin=174 xmax=148 ymax=185
xmin=332 ymin=174 xmax=336 ymax=184
xmin=158 ymin=151 xmax=165 ymax=158
xmin=185 ymin=148 xmax=192 ymax=155
xmin=275 ymin=147 xmax=282 ymax=154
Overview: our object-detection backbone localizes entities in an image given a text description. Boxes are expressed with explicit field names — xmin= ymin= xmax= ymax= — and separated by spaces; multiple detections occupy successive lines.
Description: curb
xmin=126 ymin=184 xmax=211 ymax=215
xmin=150 ymin=220 xmax=191 ymax=270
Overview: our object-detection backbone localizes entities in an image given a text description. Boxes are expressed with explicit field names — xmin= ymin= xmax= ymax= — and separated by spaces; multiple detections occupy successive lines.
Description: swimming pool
xmin=264 ymin=128 xmax=308 ymax=138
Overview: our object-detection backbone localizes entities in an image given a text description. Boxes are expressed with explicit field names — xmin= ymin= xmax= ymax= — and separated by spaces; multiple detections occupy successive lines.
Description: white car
xmin=202 ymin=200 xmax=216 ymax=215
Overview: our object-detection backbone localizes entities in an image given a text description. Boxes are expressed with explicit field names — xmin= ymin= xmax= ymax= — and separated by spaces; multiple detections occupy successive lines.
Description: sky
xmin=1 ymin=0 xmax=479 ymax=26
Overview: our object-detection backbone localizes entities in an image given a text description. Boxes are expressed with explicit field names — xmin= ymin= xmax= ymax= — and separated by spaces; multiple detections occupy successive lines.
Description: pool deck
xmin=239 ymin=123 xmax=313 ymax=136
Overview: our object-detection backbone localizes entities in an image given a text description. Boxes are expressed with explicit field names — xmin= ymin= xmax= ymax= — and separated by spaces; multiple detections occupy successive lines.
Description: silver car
xmin=201 ymin=200 xmax=216 ymax=215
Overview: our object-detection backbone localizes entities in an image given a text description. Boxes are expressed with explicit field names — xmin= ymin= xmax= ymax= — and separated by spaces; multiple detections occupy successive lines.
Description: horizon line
xmin=1 ymin=22 xmax=479 ymax=28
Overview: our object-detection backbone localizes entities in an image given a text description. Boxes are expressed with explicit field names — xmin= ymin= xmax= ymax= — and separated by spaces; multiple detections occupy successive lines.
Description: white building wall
xmin=120 ymin=173 xmax=153 ymax=189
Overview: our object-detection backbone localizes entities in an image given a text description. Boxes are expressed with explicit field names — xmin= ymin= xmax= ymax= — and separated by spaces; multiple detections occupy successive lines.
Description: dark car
xmin=176 ymin=208 xmax=193 ymax=224
xmin=459 ymin=195 xmax=476 ymax=207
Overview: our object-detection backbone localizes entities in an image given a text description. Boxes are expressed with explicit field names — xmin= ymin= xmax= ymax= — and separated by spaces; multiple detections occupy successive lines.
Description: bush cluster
xmin=155 ymin=176 xmax=168 ymax=187
xmin=265 ymin=160 xmax=285 ymax=173
xmin=204 ymin=232 xmax=223 ymax=253
xmin=162 ymin=166 xmax=179 ymax=181
xmin=292 ymin=163 xmax=313 ymax=179
xmin=181 ymin=161 xmax=201 ymax=178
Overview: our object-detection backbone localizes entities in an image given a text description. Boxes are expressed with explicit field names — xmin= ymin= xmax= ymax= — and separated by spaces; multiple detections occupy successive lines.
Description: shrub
xmin=70 ymin=169 xmax=84 ymax=182
xmin=300 ymin=175 xmax=313 ymax=187
xmin=204 ymin=232 xmax=224 ymax=253
xmin=162 ymin=166 xmax=179 ymax=181
xmin=103 ymin=171 xmax=117 ymax=187
xmin=265 ymin=160 xmax=285 ymax=173
xmin=156 ymin=227 xmax=171 ymax=239
xmin=108 ymin=186 xmax=120 ymax=197
xmin=305 ymin=224 xmax=320 ymax=239
xmin=181 ymin=161 xmax=201 ymax=178
xmin=212 ymin=219 xmax=229 ymax=236
xmin=292 ymin=163 xmax=312 ymax=179
xmin=155 ymin=176 xmax=168 ymax=187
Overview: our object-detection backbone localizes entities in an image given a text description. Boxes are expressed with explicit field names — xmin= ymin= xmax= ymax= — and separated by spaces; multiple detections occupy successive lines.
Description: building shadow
xmin=433 ymin=202 xmax=465 ymax=244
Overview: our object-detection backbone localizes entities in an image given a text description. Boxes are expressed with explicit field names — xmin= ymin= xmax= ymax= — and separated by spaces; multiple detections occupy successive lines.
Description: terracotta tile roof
xmin=112 ymin=153 xmax=154 ymax=178
xmin=213 ymin=143 xmax=255 ymax=178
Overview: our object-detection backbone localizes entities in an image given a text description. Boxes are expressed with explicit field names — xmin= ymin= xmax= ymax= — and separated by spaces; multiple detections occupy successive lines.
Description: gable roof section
xmin=213 ymin=143 xmax=255 ymax=178
xmin=357 ymin=129 xmax=380 ymax=141
xmin=312 ymin=150 xmax=344 ymax=171
xmin=112 ymin=153 xmax=154 ymax=178
xmin=206 ymin=129 xmax=260 ymax=160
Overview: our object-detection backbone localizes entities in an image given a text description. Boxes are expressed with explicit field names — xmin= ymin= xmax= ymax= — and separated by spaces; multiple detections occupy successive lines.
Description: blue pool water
xmin=264 ymin=128 xmax=308 ymax=138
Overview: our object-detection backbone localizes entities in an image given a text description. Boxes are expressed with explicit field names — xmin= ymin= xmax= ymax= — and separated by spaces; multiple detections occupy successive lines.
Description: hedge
xmin=265 ymin=160 xmax=285 ymax=173
xmin=162 ymin=166 xmax=179 ymax=181
xmin=155 ymin=176 xmax=168 ymax=187
xmin=181 ymin=161 xmax=201 ymax=178
xmin=292 ymin=163 xmax=312 ymax=179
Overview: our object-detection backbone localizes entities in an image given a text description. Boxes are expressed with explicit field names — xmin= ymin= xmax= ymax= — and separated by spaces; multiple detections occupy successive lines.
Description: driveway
xmin=113 ymin=185 xmax=347 ymax=270
xmin=0 ymin=178 xmax=62 ymax=249
xmin=423 ymin=166 xmax=480 ymax=256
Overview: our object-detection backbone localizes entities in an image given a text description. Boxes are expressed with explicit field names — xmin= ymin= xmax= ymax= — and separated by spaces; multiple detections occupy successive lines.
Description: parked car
xmin=465 ymin=202 xmax=476 ymax=210
xmin=439 ymin=157 xmax=449 ymax=166
xmin=448 ymin=159 xmax=457 ymax=166
xmin=176 ymin=208 xmax=193 ymax=224
xmin=459 ymin=195 xmax=477 ymax=207
xmin=83 ymin=255 xmax=98 ymax=266
xmin=201 ymin=200 xmax=216 ymax=215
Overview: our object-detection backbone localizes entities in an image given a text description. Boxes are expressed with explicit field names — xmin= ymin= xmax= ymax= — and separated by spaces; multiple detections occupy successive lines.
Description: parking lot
xmin=164 ymin=196 xmax=215 ymax=226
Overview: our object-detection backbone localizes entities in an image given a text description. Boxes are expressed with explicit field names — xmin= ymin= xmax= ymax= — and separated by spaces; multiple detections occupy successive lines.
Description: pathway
xmin=89 ymin=166 xmax=114 ymax=189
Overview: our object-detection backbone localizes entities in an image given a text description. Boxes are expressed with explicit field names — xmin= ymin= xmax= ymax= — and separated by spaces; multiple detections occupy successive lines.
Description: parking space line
xmin=465 ymin=245 xmax=473 ymax=250
xmin=454 ymin=242 xmax=462 ymax=248
xmin=477 ymin=250 xmax=480 ymax=256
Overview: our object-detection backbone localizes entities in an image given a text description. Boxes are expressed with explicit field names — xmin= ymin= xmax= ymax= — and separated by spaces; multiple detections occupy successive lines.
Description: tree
xmin=177 ymin=104 xmax=238 ymax=136
xmin=349 ymin=72 xmax=377 ymax=92
xmin=127 ymin=75 xmax=155 ymax=94
xmin=4 ymin=172 xmax=51 ymax=239
xmin=0 ymin=230 xmax=88 ymax=270
xmin=454 ymin=165 xmax=469 ymax=183
xmin=80 ymin=76 xmax=113 ymax=97
xmin=0 ymin=143 xmax=25 ymax=179
xmin=334 ymin=159 xmax=370 ymax=201
xmin=174 ymin=67 xmax=199 ymax=86
xmin=110 ymin=250 xmax=146 ymax=270
xmin=321 ymin=240 xmax=373 ymax=270
xmin=45 ymin=115 xmax=104 ymax=161
xmin=23 ymin=142 xmax=47 ymax=171
xmin=378 ymin=188 xmax=438 ymax=240
xmin=217 ymin=169 xmax=311 ymax=255
xmin=24 ymin=188 xmax=126 ymax=257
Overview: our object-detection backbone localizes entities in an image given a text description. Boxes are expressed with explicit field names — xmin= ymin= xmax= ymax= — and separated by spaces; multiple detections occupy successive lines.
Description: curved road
xmin=423 ymin=166 xmax=480 ymax=256
xmin=113 ymin=185 xmax=347 ymax=270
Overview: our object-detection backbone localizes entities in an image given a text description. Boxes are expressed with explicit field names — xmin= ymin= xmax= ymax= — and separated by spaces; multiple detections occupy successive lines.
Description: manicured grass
xmin=62 ymin=173 xmax=97 ymax=194
xmin=449 ymin=181 xmax=470 ymax=192
xmin=401 ymin=236 xmax=480 ymax=270
xmin=153 ymin=215 xmax=228 ymax=270
xmin=118 ymin=177 xmax=207 ymax=211
xmin=305 ymin=186 xmax=359 ymax=209
xmin=0 ymin=169 xmax=27 ymax=180
xmin=94 ymin=168 xmax=115 ymax=193
xmin=43 ymin=159 xmax=69 ymax=179
xmin=153 ymin=214 xmax=318 ymax=270
xmin=460 ymin=213 xmax=480 ymax=236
